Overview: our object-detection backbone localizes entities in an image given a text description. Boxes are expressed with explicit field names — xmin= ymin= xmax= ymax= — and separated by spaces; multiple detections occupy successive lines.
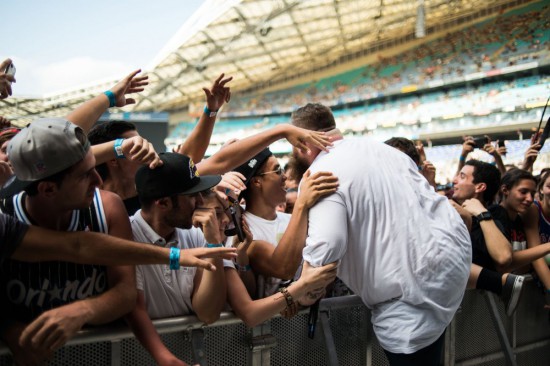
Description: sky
xmin=3 ymin=0 xmax=204 ymax=97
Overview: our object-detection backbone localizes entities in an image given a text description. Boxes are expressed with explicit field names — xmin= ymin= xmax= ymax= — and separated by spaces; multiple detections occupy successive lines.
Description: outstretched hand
xmin=203 ymin=73 xmax=232 ymax=112
xmin=285 ymin=125 xmax=333 ymax=154
xmin=180 ymin=247 xmax=237 ymax=271
xmin=109 ymin=69 xmax=148 ymax=108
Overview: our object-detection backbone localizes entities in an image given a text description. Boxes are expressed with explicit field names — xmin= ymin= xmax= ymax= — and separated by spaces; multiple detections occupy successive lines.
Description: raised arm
xmin=91 ymin=135 xmax=162 ymax=169
xmin=175 ymin=73 xmax=232 ymax=162
xmin=457 ymin=137 xmax=475 ymax=177
xmin=66 ymin=70 xmax=148 ymax=134
xmin=197 ymin=124 xmax=332 ymax=175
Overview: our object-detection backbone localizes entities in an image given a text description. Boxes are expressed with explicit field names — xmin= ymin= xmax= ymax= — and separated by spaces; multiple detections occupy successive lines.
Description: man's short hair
xmin=291 ymin=103 xmax=336 ymax=132
xmin=88 ymin=121 xmax=137 ymax=180
xmin=384 ymin=137 xmax=421 ymax=166
xmin=465 ymin=160 xmax=501 ymax=204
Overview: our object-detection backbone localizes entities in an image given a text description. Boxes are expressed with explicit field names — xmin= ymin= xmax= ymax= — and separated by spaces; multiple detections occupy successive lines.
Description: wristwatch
xmin=476 ymin=211 xmax=492 ymax=221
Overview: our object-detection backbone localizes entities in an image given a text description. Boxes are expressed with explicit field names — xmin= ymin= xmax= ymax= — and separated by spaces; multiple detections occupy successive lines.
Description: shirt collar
xmin=133 ymin=209 xmax=176 ymax=247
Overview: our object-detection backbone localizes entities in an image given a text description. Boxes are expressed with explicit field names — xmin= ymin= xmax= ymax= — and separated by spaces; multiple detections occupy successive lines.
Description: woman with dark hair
xmin=490 ymin=170 xmax=550 ymax=294
xmin=522 ymin=170 xmax=550 ymax=307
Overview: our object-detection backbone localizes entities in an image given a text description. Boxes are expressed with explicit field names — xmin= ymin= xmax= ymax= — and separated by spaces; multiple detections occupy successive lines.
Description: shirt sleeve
xmin=0 ymin=212 xmax=29 ymax=264
xmin=302 ymin=195 xmax=348 ymax=267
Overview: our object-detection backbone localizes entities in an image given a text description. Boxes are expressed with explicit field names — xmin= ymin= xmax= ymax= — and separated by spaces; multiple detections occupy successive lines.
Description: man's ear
xmin=501 ymin=185 xmax=509 ymax=197
xmin=37 ymin=181 xmax=58 ymax=197
xmin=474 ymin=182 xmax=487 ymax=194
xmin=155 ymin=197 xmax=171 ymax=209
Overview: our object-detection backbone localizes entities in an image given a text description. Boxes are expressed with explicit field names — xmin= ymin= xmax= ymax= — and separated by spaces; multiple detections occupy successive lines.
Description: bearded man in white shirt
xmin=289 ymin=103 xmax=471 ymax=366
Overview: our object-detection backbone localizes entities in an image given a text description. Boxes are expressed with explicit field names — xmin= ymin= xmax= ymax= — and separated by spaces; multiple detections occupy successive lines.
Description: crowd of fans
xmin=2 ymin=26 xmax=550 ymax=365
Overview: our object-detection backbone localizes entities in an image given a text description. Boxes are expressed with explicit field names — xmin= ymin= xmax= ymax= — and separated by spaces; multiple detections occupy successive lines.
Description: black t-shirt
xmin=0 ymin=212 xmax=29 ymax=265
xmin=470 ymin=214 xmax=507 ymax=271
xmin=489 ymin=204 xmax=527 ymax=251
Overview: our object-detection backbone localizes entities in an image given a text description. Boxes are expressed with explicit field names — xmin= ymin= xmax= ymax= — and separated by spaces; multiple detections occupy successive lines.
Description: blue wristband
xmin=206 ymin=243 xmax=223 ymax=248
xmin=114 ymin=138 xmax=125 ymax=159
xmin=104 ymin=90 xmax=116 ymax=108
xmin=459 ymin=155 xmax=466 ymax=162
xmin=203 ymin=105 xmax=218 ymax=118
xmin=169 ymin=247 xmax=180 ymax=270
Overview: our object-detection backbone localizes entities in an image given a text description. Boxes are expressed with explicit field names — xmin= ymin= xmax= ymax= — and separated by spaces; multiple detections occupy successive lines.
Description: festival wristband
xmin=169 ymin=247 xmax=180 ymax=270
xmin=104 ymin=90 xmax=116 ymax=108
xmin=114 ymin=138 xmax=125 ymax=159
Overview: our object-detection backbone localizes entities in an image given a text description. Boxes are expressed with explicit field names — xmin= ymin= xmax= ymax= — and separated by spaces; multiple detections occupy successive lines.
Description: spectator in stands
xmin=290 ymin=103 xmax=471 ymax=366
xmin=199 ymin=189 xmax=338 ymax=326
xmin=0 ymin=119 xmax=136 ymax=365
xmin=126 ymin=153 xmax=229 ymax=366
xmin=0 ymin=59 xmax=15 ymax=100
xmin=234 ymin=148 xmax=339 ymax=298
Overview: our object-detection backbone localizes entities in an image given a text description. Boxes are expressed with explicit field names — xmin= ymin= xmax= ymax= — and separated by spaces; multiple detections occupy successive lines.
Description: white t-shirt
xmin=302 ymin=138 xmax=471 ymax=354
xmin=131 ymin=210 xmax=207 ymax=319
xmin=244 ymin=211 xmax=292 ymax=297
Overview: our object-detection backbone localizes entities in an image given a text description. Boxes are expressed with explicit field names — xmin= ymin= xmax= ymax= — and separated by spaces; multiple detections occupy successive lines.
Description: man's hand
xmin=460 ymin=136 xmax=475 ymax=159
xmin=297 ymin=170 xmax=339 ymax=209
xmin=109 ymin=69 xmax=148 ymax=108
xmin=421 ymin=160 xmax=437 ymax=188
xmin=233 ymin=218 xmax=254 ymax=266
xmin=0 ymin=58 xmax=16 ymax=99
xmin=284 ymin=125 xmax=334 ymax=154
xmin=203 ymin=73 xmax=232 ymax=112
xmin=19 ymin=302 xmax=90 ymax=353
xmin=461 ymin=198 xmax=487 ymax=217
xmin=192 ymin=207 xmax=221 ymax=244
xmin=416 ymin=141 xmax=427 ymax=163
xmin=180 ymin=247 xmax=237 ymax=271
xmin=121 ymin=136 xmax=162 ymax=169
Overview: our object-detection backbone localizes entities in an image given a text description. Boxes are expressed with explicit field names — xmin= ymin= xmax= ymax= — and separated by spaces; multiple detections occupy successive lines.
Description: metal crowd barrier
xmin=1 ymin=279 xmax=549 ymax=365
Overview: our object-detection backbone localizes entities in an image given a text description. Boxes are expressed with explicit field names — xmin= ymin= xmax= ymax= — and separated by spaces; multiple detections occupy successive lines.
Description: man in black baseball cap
xmin=128 ymin=152 xmax=228 ymax=359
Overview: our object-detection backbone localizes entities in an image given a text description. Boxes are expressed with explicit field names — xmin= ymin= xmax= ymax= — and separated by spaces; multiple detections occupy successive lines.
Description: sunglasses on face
xmin=258 ymin=166 xmax=284 ymax=176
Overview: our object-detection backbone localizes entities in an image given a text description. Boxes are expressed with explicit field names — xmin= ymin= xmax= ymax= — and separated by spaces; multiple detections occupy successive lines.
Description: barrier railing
xmin=1 ymin=279 xmax=549 ymax=365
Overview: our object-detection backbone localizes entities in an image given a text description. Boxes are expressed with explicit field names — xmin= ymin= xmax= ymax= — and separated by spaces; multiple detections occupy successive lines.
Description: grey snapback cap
xmin=0 ymin=118 xmax=90 ymax=197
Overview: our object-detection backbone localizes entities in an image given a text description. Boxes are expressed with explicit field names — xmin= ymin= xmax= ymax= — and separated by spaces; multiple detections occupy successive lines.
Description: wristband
xmin=169 ymin=247 xmax=180 ymax=270
xmin=204 ymin=105 xmax=218 ymax=118
xmin=546 ymin=289 xmax=550 ymax=293
xmin=236 ymin=263 xmax=251 ymax=272
xmin=104 ymin=90 xmax=116 ymax=108
xmin=459 ymin=155 xmax=466 ymax=162
xmin=206 ymin=243 xmax=223 ymax=248
xmin=114 ymin=138 xmax=125 ymax=159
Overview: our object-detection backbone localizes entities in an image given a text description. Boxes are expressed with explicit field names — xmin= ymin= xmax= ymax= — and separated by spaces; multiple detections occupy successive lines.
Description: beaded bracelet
xmin=279 ymin=287 xmax=295 ymax=308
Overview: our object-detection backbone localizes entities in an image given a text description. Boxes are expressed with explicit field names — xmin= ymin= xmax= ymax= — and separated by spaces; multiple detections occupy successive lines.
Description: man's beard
xmin=287 ymin=154 xmax=311 ymax=183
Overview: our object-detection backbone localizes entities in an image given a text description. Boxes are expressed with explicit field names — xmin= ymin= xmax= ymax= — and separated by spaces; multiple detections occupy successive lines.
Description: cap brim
xmin=179 ymin=175 xmax=222 ymax=195
xmin=0 ymin=175 xmax=32 ymax=199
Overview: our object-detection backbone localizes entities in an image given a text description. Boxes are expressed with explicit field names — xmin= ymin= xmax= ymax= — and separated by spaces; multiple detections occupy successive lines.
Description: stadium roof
xmin=1 ymin=0 xmax=532 ymax=126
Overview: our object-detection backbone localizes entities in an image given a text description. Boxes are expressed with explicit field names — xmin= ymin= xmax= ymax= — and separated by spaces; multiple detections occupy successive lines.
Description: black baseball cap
xmin=234 ymin=148 xmax=273 ymax=187
xmin=135 ymin=153 xmax=221 ymax=200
